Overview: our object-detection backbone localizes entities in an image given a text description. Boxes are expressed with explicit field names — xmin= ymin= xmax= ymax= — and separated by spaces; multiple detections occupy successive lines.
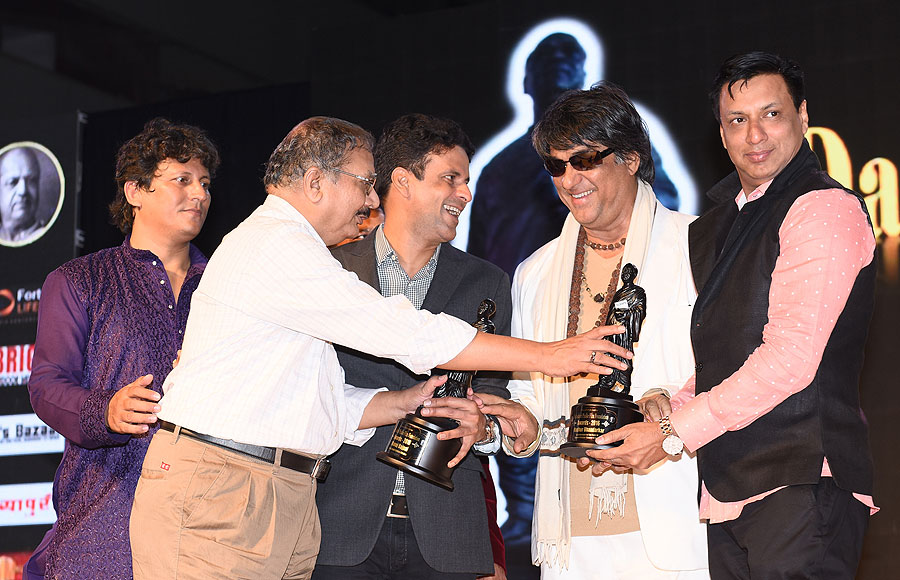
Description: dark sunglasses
xmin=543 ymin=148 xmax=616 ymax=177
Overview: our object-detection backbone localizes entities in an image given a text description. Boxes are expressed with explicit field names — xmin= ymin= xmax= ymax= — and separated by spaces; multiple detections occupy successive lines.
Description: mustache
xmin=356 ymin=207 xmax=371 ymax=218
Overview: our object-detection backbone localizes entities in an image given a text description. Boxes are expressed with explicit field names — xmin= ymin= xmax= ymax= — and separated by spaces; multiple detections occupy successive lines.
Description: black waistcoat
xmin=688 ymin=142 xmax=875 ymax=501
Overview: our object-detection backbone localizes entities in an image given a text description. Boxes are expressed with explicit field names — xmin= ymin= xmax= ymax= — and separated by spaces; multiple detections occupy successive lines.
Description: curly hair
xmin=109 ymin=118 xmax=220 ymax=234
xmin=373 ymin=113 xmax=474 ymax=201
xmin=263 ymin=116 xmax=374 ymax=189
xmin=532 ymin=81 xmax=654 ymax=184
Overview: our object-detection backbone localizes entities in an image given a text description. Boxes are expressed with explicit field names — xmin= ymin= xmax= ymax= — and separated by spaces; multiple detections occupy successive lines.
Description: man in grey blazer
xmin=313 ymin=114 xmax=537 ymax=579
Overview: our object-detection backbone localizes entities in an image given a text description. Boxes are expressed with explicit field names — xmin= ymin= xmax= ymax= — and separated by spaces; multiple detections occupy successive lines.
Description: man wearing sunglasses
xmin=506 ymin=82 xmax=709 ymax=579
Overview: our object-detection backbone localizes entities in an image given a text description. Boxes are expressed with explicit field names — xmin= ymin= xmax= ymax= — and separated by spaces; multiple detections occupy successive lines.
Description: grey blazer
xmin=315 ymin=232 xmax=511 ymax=575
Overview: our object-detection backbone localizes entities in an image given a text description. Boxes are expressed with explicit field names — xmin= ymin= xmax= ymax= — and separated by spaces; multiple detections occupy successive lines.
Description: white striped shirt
xmin=157 ymin=195 xmax=476 ymax=455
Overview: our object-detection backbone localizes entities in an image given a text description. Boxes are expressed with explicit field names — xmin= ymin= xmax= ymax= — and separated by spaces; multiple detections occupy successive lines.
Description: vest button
xmin=695 ymin=362 xmax=704 ymax=372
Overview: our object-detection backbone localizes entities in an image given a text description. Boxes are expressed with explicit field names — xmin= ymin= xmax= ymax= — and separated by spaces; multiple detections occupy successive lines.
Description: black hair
xmin=710 ymin=51 xmax=805 ymax=122
xmin=111 ymin=118 xmax=220 ymax=233
xmin=374 ymin=113 xmax=474 ymax=201
xmin=532 ymin=81 xmax=654 ymax=183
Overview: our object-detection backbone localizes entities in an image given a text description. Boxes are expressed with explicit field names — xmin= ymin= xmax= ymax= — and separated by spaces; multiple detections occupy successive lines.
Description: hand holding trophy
xmin=560 ymin=263 xmax=646 ymax=458
xmin=376 ymin=299 xmax=497 ymax=490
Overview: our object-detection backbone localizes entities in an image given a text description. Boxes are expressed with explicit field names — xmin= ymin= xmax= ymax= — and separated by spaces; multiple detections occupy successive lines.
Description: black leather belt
xmin=158 ymin=421 xmax=330 ymax=481
xmin=387 ymin=494 xmax=409 ymax=518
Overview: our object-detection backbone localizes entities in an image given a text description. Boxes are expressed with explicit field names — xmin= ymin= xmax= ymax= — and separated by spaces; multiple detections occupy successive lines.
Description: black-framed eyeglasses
xmin=542 ymin=148 xmax=616 ymax=177
xmin=333 ymin=168 xmax=377 ymax=192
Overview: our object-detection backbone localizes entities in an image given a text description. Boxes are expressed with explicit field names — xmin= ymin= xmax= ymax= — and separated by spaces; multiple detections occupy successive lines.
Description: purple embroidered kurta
xmin=26 ymin=238 xmax=206 ymax=580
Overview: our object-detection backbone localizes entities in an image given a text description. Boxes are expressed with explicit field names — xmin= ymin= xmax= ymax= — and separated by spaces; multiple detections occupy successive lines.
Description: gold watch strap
xmin=659 ymin=415 xmax=675 ymax=436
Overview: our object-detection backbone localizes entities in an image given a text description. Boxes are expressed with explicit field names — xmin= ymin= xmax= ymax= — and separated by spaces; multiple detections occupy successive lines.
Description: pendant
xmin=593 ymin=293 xmax=605 ymax=303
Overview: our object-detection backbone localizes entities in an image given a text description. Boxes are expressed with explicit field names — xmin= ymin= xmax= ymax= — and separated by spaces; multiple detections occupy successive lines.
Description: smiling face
xmin=548 ymin=144 xmax=638 ymax=240
xmin=0 ymin=148 xmax=40 ymax=234
xmin=718 ymin=73 xmax=809 ymax=194
xmin=129 ymin=157 xmax=211 ymax=245
xmin=406 ymin=145 xmax=472 ymax=246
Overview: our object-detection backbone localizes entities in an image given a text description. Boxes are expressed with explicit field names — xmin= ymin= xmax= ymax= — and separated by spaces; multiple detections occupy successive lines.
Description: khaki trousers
xmin=130 ymin=428 xmax=320 ymax=579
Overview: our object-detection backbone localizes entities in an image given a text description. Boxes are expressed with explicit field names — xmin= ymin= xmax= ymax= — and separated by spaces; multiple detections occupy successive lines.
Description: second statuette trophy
xmin=560 ymin=263 xmax=646 ymax=459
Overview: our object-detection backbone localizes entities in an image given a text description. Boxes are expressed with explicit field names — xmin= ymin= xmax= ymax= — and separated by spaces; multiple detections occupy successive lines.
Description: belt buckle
xmin=310 ymin=458 xmax=331 ymax=482
xmin=386 ymin=494 xmax=409 ymax=519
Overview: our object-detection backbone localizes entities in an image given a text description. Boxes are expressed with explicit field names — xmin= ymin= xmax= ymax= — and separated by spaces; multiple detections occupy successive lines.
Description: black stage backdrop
xmin=79 ymin=84 xmax=311 ymax=258
xmin=1 ymin=0 xmax=898 ymax=577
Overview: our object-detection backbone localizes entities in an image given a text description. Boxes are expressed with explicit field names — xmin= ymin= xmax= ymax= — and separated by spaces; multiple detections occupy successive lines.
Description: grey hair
xmin=264 ymin=116 xmax=375 ymax=188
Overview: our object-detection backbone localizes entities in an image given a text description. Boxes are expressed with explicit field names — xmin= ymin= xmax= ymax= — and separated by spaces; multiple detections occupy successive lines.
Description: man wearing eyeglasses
xmin=505 ymin=82 xmax=709 ymax=579
xmin=128 ymin=116 xmax=632 ymax=580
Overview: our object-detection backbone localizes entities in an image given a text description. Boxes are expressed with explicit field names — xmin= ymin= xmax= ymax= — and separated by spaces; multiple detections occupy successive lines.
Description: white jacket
xmin=507 ymin=183 xmax=708 ymax=571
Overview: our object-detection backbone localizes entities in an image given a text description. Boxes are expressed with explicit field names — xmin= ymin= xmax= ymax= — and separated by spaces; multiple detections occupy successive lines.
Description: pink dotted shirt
xmin=669 ymin=182 xmax=878 ymax=523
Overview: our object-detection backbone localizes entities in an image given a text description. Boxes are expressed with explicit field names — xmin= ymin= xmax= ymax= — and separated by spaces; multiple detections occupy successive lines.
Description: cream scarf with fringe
xmin=527 ymin=180 xmax=658 ymax=567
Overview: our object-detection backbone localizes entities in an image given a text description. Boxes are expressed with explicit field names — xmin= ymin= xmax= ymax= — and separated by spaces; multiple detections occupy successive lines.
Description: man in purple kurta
xmin=25 ymin=118 xmax=220 ymax=580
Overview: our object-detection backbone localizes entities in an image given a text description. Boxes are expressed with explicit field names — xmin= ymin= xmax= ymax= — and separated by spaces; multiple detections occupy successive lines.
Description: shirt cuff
xmin=641 ymin=387 xmax=672 ymax=399
xmin=502 ymin=431 xmax=540 ymax=457
xmin=81 ymin=389 xmax=131 ymax=448
xmin=341 ymin=385 xmax=386 ymax=446
xmin=669 ymin=391 xmax=727 ymax=453
xmin=501 ymin=403 xmax=541 ymax=457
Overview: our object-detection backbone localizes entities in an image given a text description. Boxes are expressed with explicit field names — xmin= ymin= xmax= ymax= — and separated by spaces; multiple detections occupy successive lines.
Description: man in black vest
xmin=583 ymin=52 xmax=877 ymax=578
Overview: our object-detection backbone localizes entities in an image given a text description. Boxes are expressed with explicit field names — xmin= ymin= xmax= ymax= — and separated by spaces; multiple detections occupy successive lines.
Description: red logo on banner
xmin=0 ymin=289 xmax=13 ymax=317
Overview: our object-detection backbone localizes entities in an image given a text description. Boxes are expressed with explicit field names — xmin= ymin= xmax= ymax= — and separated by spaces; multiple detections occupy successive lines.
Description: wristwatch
xmin=474 ymin=414 xmax=502 ymax=454
xmin=659 ymin=415 xmax=683 ymax=456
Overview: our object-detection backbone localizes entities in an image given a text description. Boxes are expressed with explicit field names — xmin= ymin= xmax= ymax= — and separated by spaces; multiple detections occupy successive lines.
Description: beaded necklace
xmin=566 ymin=227 xmax=624 ymax=338
xmin=585 ymin=237 xmax=626 ymax=251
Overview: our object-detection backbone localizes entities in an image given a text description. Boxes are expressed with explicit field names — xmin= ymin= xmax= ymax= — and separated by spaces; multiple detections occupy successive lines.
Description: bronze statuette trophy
xmin=376 ymin=299 xmax=497 ymax=491
xmin=560 ymin=263 xmax=646 ymax=459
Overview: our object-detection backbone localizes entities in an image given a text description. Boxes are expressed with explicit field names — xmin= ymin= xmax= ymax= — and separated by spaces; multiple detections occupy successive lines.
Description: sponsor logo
xmin=0 ymin=414 xmax=64 ymax=456
xmin=0 ymin=482 xmax=56 ymax=526
xmin=0 ymin=343 xmax=34 ymax=387
xmin=0 ymin=286 xmax=41 ymax=328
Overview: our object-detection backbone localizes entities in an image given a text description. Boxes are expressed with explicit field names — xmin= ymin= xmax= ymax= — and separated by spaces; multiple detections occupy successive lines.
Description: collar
xmin=735 ymin=180 xmax=772 ymax=210
xmin=374 ymin=224 xmax=441 ymax=270
xmin=263 ymin=194 xmax=326 ymax=247
xmin=121 ymin=236 xmax=207 ymax=270
xmin=707 ymin=139 xmax=821 ymax=206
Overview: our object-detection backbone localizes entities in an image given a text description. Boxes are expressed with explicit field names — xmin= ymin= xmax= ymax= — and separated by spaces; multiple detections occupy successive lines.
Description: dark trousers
xmin=707 ymin=478 xmax=869 ymax=579
xmin=312 ymin=516 xmax=475 ymax=580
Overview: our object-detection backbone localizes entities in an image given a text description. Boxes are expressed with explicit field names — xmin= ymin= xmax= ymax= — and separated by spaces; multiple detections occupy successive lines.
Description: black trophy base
xmin=559 ymin=388 xmax=643 ymax=460
xmin=376 ymin=410 xmax=461 ymax=491
xmin=558 ymin=440 xmax=621 ymax=458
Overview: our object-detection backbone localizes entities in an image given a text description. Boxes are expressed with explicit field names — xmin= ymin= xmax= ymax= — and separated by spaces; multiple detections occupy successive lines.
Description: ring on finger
xmin=589 ymin=350 xmax=597 ymax=364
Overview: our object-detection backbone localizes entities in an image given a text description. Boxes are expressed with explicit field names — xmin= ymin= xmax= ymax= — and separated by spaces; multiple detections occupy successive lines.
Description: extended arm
xmin=231 ymin=231 xmax=631 ymax=379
